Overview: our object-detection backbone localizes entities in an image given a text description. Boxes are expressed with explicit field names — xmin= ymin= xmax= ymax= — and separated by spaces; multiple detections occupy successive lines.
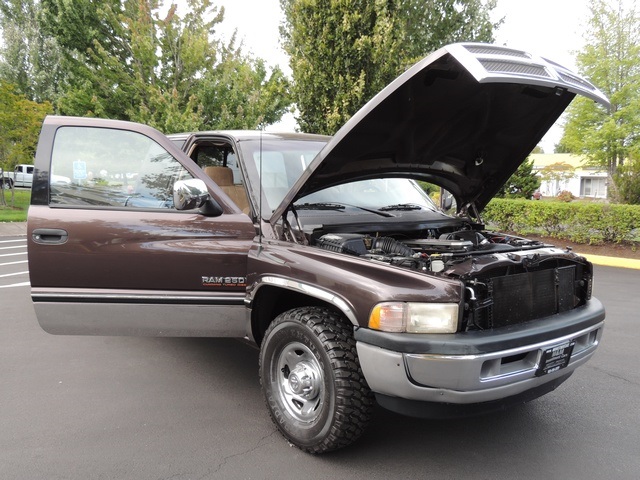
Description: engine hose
xmin=372 ymin=237 xmax=415 ymax=257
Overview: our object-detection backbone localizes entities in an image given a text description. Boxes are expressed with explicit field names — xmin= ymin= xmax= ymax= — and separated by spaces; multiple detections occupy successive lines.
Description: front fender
xmin=246 ymin=241 xmax=463 ymax=328
xmin=248 ymin=274 xmax=359 ymax=324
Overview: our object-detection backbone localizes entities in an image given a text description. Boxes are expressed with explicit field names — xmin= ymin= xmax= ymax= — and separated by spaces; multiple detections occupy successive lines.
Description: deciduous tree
xmin=41 ymin=0 xmax=292 ymax=132
xmin=612 ymin=156 xmax=640 ymax=204
xmin=0 ymin=81 xmax=52 ymax=168
xmin=1 ymin=0 xmax=291 ymax=133
xmin=538 ymin=162 xmax=577 ymax=196
xmin=558 ymin=0 xmax=640 ymax=201
xmin=0 ymin=0 xmax=65 ymax=103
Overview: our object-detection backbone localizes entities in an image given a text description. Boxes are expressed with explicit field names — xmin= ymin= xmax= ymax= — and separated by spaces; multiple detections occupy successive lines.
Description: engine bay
xmin=312 ymin=227 xmax=546 ymax=273
xmin=310 ymin=226 xmax=592 ymax=332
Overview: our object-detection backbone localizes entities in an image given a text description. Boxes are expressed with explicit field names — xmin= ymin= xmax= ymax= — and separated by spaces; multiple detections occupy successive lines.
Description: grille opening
xmin=463 ymin=262 xmax=589 ymax=331
xmin=465 ymin=45 xmax=531 ymax=59
xmin=574 ymin=328 xmax=601 ymax=354
xmin=481 ymin=351 xmax=538 ymax=379
xmin=501 ymin=352 xmax=528 ymax=365
xmin=479 ymin=59 xmax=551 ymax=78
xmin=558 ymin=72 xmax=595 ymax=90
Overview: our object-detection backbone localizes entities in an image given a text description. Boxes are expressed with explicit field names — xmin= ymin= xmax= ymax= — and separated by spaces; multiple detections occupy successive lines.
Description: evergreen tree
xmin=398 ymin=0 xmax=498 ymax=65
xmin=280 ymin=0 xmax=499 ymax=134
xmin=496 ymin=157 xmax=541 ymax=199
xmin=280 ymin=0 xmax=404 ymax=134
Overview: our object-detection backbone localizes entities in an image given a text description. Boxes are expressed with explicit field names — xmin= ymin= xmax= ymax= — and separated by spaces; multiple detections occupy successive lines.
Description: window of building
xmin=580 ymin=177 xmax=607 ymax=197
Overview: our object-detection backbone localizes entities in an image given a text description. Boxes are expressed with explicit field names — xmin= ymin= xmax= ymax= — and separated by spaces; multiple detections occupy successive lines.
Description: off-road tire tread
xmin=260 ymin=306 xmax=374 ymax=453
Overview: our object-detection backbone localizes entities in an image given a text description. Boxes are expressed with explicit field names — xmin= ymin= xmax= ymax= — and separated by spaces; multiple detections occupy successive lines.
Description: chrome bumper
xmin=355 ymin=300 xmax=605 ymax=406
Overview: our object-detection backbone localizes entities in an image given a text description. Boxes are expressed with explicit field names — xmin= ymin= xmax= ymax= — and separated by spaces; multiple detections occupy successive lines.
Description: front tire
xmin=259 ymin=307 xmax=373 ymax=453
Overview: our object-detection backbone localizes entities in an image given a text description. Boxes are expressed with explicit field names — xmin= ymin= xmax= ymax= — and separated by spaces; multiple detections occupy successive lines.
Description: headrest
xmin=204 ymin=166 xmax=233 ymax=186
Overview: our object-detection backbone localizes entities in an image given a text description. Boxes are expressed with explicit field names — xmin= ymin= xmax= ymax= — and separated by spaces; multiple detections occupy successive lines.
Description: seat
xmin=203 ymin=166 xmax=250 ymax=213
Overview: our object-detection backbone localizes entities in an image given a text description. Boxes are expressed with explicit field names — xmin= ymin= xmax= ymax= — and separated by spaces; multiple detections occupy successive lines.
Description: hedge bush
xmin=482 ymin=199 xmax=640 ymax=245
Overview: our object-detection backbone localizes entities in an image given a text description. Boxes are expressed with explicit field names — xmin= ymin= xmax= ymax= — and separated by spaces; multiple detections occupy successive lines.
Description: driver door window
xmin=49 ymin=126 xmax=192 ymax=209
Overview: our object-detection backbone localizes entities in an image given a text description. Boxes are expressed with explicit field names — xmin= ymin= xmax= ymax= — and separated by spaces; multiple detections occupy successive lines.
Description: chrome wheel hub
xmin=287 ymin=361 xmax=320 ymax=397
xmin=275 ymin=342 xmax=324 ymax=422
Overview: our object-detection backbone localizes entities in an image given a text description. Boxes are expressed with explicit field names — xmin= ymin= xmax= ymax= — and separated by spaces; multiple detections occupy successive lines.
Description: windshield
xmin=297 ymin=179 xmax=438 ymax=211
xmin=239 ymin=138 xmax=324 ymax=214
xmin=239 ymin=138 xmax=438 ymax=218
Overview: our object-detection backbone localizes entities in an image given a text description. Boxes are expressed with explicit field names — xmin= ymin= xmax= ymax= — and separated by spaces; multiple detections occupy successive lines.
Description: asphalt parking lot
xmin=1 ymin=230 xmax=639 ymax=479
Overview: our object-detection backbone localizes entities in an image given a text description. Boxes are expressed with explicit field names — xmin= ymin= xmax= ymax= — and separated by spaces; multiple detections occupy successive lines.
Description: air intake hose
xmin=371 ymin=237 xmax=415 ymax=257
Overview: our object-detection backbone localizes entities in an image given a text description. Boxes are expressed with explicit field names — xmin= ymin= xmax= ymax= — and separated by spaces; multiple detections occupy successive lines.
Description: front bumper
xmin=354 ymin=298 xmax=604 ymax=414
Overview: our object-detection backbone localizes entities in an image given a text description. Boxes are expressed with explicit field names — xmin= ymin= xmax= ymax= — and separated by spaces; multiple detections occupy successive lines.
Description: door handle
xmin=32 ymin=228 xmax=69 ymax=245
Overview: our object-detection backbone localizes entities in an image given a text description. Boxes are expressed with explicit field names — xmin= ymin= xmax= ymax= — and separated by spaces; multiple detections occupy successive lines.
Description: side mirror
xmin=173 ymin=179 xmax=222 ymax=216
xmin=440 ymin=188 xmax=454 ymax=211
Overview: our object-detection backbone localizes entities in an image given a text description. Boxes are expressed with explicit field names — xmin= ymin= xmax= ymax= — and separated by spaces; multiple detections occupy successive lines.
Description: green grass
xmin=0 ymin=189 xmax=31 ymax=222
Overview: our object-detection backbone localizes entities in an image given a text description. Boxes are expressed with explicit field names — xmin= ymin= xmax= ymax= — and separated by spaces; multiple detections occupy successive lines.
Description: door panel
xmin=28 ymin=117 xmax=256 ymax=336
xmin=28 ymin=206 xmax=254 ymax=292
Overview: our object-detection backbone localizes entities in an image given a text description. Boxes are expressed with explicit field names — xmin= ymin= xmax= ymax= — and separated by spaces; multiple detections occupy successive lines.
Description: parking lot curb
xmin=580 ymin=253 xmax=640 ymax=270
xmin=0 ymin=222 xmax=27 ymax=237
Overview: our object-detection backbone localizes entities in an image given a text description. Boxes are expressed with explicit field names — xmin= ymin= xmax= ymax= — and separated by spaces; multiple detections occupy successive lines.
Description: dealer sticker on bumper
xmin=536 ymin=341 xmax=576 ymax=377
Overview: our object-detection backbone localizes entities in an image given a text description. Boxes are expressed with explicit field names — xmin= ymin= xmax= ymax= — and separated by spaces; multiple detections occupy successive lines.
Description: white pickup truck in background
xmin=1 ymin=164 xmax=34 ymax=188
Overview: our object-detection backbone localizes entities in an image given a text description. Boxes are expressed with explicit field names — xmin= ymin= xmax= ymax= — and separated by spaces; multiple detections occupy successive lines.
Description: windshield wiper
xmin=294 ymin=202 xmax=394 ymax=217
xmin=379 ymin=203 xmax=424 ymax=211
xmin=294 ymin=202 xmax=346 ymax=210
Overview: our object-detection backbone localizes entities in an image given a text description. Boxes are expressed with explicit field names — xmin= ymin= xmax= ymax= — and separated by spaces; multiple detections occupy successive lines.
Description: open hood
xmin=271 ymin=43 xmax=609 ymax=224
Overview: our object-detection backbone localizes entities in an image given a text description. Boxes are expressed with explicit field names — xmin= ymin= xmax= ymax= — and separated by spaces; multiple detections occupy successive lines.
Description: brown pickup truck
xmin=28 ymin=43 xmax=607 ymax=453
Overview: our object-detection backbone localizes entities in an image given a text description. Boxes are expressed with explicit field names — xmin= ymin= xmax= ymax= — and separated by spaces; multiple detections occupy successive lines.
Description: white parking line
xmin=0 ymin=271 xmax=29 ymax=278
xmin=0 ymin=252 xmax=27 ymax=257
xmin=0 ymin=260 xmax=28 ymax=267
xmin=0 ymin=245 xmax=27 ymax=250
xmin=0 ymin=281 xmax=30 ymax=289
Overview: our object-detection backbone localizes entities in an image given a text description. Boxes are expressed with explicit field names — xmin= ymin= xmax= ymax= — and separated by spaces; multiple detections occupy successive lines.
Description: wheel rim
xmin=274 ymin=341 xmax=324 ymax=423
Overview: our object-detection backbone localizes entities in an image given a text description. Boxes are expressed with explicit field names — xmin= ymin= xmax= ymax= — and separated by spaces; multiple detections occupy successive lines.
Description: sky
xmin=191 ymin=0 xmax=596 ymax=151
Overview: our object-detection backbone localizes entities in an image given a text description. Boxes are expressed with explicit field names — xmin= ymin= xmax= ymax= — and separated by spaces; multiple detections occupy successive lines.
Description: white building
xmin=530 ymin=153 xmax=608 ymax=199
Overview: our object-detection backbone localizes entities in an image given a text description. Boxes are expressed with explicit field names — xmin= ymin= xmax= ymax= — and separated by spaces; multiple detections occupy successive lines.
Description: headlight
xmin=369 ymin=302 xmax=459 ymax=333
